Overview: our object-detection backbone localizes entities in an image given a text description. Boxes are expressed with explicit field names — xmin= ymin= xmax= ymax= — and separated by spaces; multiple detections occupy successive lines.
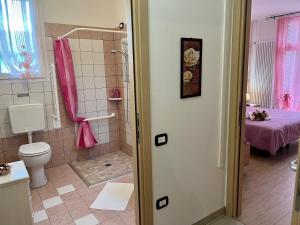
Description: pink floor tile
xmin=101 ymin=216 xmax=128 ymax=225
xmin=92 ymin=209 xmax=120 ymax=222
xmin=60 ymin=191 xmax=81 ymax=203
xmin=30 ymin=164 xmax=136 ymax=225
xmin=46 ymin=205 xmax=73 ymax=225
xmin=31 ymin=194 xmax=44 ymax=212
xmin=65 ymin=200 xmax=91 ymax=220
xmin=119 ymin=210 xmax=136 ymax=225
xmin=37 ymin=183 xmax=59 ymax=201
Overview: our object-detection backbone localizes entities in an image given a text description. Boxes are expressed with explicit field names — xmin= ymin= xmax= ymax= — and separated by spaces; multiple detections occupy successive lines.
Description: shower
xmin=111 ymin=48 xmax=130 ymax=125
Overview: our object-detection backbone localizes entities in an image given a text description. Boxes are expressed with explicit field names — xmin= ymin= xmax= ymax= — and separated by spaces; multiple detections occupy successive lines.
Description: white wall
xmin=149 ymin=0 xmax=230 ymax=224
xmin=41 ymin=0 xmax=126 ymax=28
xmin=251 ymin=19 xmax=277 ymax=43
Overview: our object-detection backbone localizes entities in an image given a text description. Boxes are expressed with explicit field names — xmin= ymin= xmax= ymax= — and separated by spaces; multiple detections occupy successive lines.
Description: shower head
xmin=111 ymin=49 xmax=128 ymax=57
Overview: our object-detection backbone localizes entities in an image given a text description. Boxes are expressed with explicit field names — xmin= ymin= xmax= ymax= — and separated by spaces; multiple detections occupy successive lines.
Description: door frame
xmin=131 ymin=0 xmax=153 ymax=225
xmin=225 ymin=0 xmax=251 ymax=218
xmin=226 ymin=1 xmax=300 ymax=224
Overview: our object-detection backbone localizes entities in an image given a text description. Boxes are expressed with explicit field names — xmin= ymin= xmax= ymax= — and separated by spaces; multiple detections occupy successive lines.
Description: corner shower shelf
xmin=108 ymin=98 xmax=123 ymax=101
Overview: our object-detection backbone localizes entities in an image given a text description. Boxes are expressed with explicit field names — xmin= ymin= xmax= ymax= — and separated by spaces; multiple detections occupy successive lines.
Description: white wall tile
xmin=12 ymin=83 xmax=29 ymax=95
xmin=72 ymin=52 xmax=82 ymax=65
xmin=80 ymin=52 xmax=93 ymax=65
xmin=77 ymin=90 xmax=84 ymax=102
xmin=44 ymin=92 xmax=53 ymax=105
xmin=77 ymin=113 xmax=85 ymax=118
xmin=81 ymin=65 xmax=94 ymax=76
xmin=95 ymin=88 xmax=107 ymax=100
xmin=46 ymin=37 xmax=54 ymax=51
xmin=29 ymin=82 xmax=44 ymax=93
xmin=47 ymin=117 xmax=54 ymax=130
xmin=96 ymin=100 xmax=107 ymax=111
xmin=76 ymin=77 xmax=83 ymax=90
xmin=93 ymin=65 xmax=106 ymax=76
xmin=47 ymin=50 xmax=55 ymax=64
xmin=98 ymin=110 xmax=110 ymax=117
xmin=78 ymin=102 xmax=85 ymax=114
xmin=45 ymin=105 xmax=54 ymax=118
xmin=94 ymin=77 xmax=106 ymax=88
xmin=85 ymin=112 xmax=98 ymax=121
xmin=30 ymin=93 xmax=45 ymax=104
xmin=0 ymin=109 xmax=9 ymax=124
xmin=79 ymin=39 xmax=92 ymax=51
xmin=84 ymin=89 xmax=96 ymax=101
xmin=98 ymin=122 xmax=109 ymax=133
xmin=0 ymin=95 xmax=13 ymax=109
xmin=74 ymin=65 xmax=82 ymax=77
xmin=92 ymin=52 xmax=104 ymax=65
xmin=69 ymin=39 xmax=80 ymax=51
xmin=83 ymin=77 xmax=95 ymax=89
xmin=99 ymin=132 xmax=109 ymax=144
xmin=91 ymin=123 xmax=99 ymax=134
xmin=85 ymin=101 xmax=97 ymax=113
xmin=13 ymin=95 xmax=29 ymax=105
xmin=43 ymin=81 xmax=52 ymax=92
xmin=1 ymin=123 xmax=13 ymax=137
xmin=92 ymin=40 xmax=104 ymax=52
xmin=98 ymin=112 xmax=113 ymax=125
xmin=0 ymin=83 xmax=12 ymax=95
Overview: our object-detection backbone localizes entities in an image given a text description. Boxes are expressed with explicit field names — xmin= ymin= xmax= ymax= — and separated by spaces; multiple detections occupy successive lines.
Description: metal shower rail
xmin=58 ymin=27 xmax=127 ymax=39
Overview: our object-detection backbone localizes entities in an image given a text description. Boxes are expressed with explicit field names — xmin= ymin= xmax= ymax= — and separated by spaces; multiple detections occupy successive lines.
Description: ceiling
xmin=252 ymin=0 xmax=300 ymax=20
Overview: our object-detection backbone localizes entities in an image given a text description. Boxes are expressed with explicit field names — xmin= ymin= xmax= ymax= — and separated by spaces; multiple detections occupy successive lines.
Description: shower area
xmin=46 ymin=23 xmax=134 ymax=186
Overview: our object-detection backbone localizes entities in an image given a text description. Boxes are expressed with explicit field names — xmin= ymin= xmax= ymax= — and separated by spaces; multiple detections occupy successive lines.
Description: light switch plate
xmin=156 ymin=196 xmax=169 ymax=210
xmin=155 ymin=133 xmax=168 ymax=146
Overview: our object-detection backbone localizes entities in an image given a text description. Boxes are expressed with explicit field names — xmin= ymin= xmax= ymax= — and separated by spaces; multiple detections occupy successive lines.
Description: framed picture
xmin=180 ymin=38 xmax=202 ymax=98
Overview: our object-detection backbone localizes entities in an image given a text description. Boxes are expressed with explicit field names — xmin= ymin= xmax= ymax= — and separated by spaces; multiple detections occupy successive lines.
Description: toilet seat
xmin=19 ymin=142 xmax=51 ymax=157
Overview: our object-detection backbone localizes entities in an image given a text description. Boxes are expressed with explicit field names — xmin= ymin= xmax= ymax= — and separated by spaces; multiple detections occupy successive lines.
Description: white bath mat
xmin=90 ymin=182 xmax=134 ymax=211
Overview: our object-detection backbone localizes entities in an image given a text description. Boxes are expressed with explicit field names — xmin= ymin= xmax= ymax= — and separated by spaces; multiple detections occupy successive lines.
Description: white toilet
xmin=8 ymin=103 xmax=52 ymax=188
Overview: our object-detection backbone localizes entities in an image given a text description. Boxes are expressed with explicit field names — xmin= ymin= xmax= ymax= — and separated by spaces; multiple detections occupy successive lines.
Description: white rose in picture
xmin=184 ymin=48 xmax=200 ymax=67
xmin=183 ymin=71 xmax=193 ymax=83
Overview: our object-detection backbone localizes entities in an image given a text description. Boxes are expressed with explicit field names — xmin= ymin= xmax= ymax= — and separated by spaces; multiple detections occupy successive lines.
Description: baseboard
xmin=193 ymin=207 xmax=226 ymax=225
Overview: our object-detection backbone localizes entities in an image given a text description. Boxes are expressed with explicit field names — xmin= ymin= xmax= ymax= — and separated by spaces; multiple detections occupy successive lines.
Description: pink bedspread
xmin=245 ymin=107 xmax=300 ymax=155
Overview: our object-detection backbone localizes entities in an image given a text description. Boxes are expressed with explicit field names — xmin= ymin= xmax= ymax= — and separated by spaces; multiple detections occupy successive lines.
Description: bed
xmin=245 ymin=106 xmax=300 ymax=155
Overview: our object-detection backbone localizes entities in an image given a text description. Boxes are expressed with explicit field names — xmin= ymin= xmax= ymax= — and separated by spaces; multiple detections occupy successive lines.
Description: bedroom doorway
xmin=226 ymin=0 xmax=300 ymax=225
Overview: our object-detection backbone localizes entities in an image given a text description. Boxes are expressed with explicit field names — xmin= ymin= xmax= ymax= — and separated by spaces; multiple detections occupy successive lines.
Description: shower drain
xmin=104 ymin=163 xmax=112 ymax=167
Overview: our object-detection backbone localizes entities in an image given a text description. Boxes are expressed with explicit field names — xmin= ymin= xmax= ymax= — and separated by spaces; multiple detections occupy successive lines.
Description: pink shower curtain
xmin=54 ymin=39 xmax=97 ymax=148
xmin=274 ymin=16 xmax=300 ymax=111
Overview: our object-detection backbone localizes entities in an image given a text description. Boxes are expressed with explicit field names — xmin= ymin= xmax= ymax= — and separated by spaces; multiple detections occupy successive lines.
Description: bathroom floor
xmin=31 ymin=164 xmax=135 ymax=225
xmin=70 ymin=151 xmax=133 ymax=186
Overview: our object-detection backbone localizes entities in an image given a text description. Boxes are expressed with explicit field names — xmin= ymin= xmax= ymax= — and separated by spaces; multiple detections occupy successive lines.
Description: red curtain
xmin=54 ymin=39 xmax=97 ymax=148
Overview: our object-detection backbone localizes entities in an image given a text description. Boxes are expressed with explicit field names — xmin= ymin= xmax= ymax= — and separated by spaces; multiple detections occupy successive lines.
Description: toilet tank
xmin=8 ymin=103 xmax=46 ymax=134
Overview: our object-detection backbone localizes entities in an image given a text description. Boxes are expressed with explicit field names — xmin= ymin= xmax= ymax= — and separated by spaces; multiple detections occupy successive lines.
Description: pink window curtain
xmin=274 ymin=16 xmax=300 ymax=111
xmin=54 ymin=39 xmax=97 ymax=149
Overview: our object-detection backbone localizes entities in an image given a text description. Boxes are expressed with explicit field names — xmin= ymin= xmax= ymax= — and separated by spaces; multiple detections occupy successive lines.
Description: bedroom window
xmin=0 ymin=0 xmax=45 ymax=80
xmin=274 ymin=16 xmax=300 ymax=111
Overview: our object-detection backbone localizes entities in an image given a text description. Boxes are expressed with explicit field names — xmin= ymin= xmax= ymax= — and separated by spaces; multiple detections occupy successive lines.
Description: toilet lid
xmin=19 ymin=142 xmax=50 ymax=156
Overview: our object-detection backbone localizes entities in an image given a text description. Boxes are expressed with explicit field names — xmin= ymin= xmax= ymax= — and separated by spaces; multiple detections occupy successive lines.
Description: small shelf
xmin=108 ymin=98 xmax=122 ymax=101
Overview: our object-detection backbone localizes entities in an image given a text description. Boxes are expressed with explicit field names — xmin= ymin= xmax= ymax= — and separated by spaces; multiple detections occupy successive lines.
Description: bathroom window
xmin=0 ymin=0 xmax=46 ymax=80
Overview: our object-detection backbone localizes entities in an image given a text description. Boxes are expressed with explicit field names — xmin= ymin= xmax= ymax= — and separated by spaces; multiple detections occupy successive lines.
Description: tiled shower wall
xmin=0 ymin=23 xmax=132 ymax=167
